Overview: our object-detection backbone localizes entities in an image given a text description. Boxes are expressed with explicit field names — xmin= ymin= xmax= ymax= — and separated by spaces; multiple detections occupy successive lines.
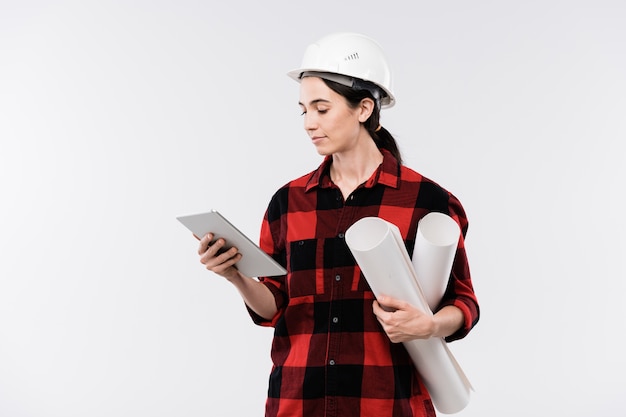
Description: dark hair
xmin=321 ymin=78 xmax=402 ymax=164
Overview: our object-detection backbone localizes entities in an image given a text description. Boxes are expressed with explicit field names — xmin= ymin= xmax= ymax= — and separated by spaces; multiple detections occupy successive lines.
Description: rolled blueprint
xmin=413 ymin=212 xmax=461 ymax=311
xmin=345 ymin=216 xmax=472 ymax=414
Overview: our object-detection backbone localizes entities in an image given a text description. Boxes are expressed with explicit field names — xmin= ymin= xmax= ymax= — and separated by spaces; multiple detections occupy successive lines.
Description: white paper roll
xmin=345 ymin=216 xmax=471 ymax=414
xmin=413 ymin=212 xmax=461 ymax=311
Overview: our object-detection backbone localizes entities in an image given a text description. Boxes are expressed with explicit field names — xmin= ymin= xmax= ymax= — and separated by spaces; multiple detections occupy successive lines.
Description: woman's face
xmin=298 ymin=76 xmax=365 ymax=156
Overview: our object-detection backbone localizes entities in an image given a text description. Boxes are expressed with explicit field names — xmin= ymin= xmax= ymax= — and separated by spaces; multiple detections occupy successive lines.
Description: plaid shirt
xmin=250 ymin=149 xmax=479 ymax=417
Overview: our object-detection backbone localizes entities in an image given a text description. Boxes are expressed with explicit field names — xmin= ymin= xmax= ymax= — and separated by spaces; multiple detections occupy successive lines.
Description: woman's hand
xmin=372 ymin=296 xmax=436 ymax=343
xmin=373 ymin=296 xmax=465 ymax=343
xmin=197 ymin=232 xmax=243 ymax=282
xmin=195 ymin=232 xmax=278 ymax=320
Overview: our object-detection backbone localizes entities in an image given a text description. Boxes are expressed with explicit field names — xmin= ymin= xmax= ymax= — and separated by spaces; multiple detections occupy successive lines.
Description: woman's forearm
xmin=432 ymin=305 xmax=465 ymax=338
xmin=228 ymin=272 xmax=278 ymax=320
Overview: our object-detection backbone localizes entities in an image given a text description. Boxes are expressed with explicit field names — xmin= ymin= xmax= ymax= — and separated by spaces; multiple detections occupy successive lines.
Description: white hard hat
xmin=287 ymin=32 xmax=395 ymax=108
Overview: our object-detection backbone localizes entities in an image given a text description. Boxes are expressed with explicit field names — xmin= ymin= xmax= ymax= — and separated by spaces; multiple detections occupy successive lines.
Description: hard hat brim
xmin=286 ymin=68 xmax=396 ymax=108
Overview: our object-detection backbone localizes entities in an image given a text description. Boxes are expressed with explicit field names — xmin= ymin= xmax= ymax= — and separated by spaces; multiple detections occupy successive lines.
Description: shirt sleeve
xmin=438 ymin=192 xmax=480 ymax=342
xmin=247 ymin=193 xmax=289 ymax=327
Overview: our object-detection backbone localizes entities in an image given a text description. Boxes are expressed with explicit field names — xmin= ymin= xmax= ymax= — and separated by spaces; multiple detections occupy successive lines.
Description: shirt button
xmin=329 ymin=359 xmax=336 ymax=366
xmin=335 ymin=275 xmax=341 ymax=282
xmin=298 ymin=240 xmax=304 ymax=246
xmin=332 ymin=317 xmax=339 ymax=324
xmin=338 ymin=233 xmax=345 ymax=239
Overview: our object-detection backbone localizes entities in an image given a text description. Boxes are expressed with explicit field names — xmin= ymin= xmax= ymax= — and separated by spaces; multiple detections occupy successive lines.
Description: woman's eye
xmin=299 ymin=108 xmax=327 ymax=115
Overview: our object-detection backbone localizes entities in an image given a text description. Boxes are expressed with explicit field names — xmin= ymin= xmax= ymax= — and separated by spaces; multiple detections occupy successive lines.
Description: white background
xmin=1 ymin=1 xmax=625 ymax=416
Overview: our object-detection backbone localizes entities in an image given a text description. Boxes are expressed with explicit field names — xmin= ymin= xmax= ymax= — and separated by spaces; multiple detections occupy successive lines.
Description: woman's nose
xmin=303 ymin=113 xmax=317 ymax=131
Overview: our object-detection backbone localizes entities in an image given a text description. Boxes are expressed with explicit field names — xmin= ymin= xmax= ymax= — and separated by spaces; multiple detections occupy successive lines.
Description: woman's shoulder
xmin=399 ymin=164 xmax=465 ymax=208
xmin=400 ymin=164 xmax=469 ymax=231
xmin=265 ymin=168 xmax=318 ymax=210
xmin=261 ymin=169 xmax=320 ymax=223
xmin=399 ymin=164 xmax=445 ymax=190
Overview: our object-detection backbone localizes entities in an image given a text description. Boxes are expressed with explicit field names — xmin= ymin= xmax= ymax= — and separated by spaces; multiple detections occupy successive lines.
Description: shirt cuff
xmin=246 ymin=280 xmax=284 ymax=327
xmin=441 ymin=298 xmax=475 ymax=342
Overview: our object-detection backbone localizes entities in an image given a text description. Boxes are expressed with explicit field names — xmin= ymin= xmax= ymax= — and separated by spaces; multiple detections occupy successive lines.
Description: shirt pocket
xmin=286 ymin=238 xmax=324 ymax=298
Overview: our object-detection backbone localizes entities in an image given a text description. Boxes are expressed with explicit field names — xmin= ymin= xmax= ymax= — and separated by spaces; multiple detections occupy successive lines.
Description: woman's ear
xmin=357 ymin=98 xmax=375 ymax=123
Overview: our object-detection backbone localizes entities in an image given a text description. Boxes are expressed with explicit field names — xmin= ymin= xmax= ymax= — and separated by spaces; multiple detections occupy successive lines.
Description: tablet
xmin=176 ymin=210 xmax=287 ymax=277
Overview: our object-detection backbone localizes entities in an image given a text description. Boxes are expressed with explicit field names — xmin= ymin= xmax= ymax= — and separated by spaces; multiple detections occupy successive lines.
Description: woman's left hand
xmin=372 ymin=296 xmax=436 ymax=343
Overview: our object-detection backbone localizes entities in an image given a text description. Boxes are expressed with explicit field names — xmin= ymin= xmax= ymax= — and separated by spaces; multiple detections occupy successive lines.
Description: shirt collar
xmin=304 ymin=148 xmax=400 ymax=192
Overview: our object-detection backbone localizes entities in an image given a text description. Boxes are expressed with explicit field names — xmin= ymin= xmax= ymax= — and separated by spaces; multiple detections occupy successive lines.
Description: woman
xmin=198 ymin=32 xmax=479 ymax=417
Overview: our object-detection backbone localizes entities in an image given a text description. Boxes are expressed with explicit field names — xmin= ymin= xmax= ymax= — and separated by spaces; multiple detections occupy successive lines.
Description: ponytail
xmin=370 ymin=125 xmax=402 ymax=165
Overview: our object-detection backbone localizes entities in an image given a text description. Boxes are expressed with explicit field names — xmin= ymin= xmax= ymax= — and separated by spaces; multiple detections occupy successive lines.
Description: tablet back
xmin=177 ymin=210 xmax=287 ymax=277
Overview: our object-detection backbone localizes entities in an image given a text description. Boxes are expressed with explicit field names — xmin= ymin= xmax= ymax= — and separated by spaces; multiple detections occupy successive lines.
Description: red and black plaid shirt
xmin=250 ymin=149 xmax=479 ymax=417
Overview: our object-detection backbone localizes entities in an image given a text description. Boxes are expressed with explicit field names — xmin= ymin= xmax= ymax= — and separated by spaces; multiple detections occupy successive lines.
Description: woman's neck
xmin=330 ymin=140 xmax=383 ymax=200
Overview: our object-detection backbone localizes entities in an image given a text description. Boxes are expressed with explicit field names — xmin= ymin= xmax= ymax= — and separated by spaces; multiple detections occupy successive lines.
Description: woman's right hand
xmin=197 ymin=233 xmax=243 ymax=281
